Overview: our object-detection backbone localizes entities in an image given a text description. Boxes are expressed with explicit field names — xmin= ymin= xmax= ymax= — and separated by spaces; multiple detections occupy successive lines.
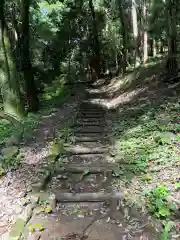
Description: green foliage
xmin=0 ymin=166 xmax=5 ymax=176
xmin=0 ymin=146 xmax=21 ymax=170
xmin=175 ymin=182 xmax=180 ymax=189
xmin=113 ymin=97 xmax=180 ymax=173
xmin=158 ymin=221 xmax=175 ymax=240
xmin=28 ymin=223 xmax=44 ymax=232
xmin=146 ymin=185 xmax=176 ymax=218
xmin=36 ymin=203 xmax=52 ymax=214
xmin=0 ymin=119 xmax=16 ymax=144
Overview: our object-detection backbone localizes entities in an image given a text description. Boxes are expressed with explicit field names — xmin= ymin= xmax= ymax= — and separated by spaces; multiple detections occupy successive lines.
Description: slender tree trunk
xmin=166 ymin=0 xmax=178 ymax=75
xmin=118 ymin=1 xmax=128 ymax=74
xmin=0 ymin=0 xmax=25 ymax=120
xmin=160 ymin=40 xmax=164 ymax=53
xmin=131 ymin=0 xmax=140 ymax=67
xmin=89 ymin=0 xmax=101 ymax=78
xmin=153 ymin=39 xmax=157 ymax=57
xmin=21 ymin=0 xmax=39 ymax=112
xmin=142 ymin=0 xmax=148 ymax=64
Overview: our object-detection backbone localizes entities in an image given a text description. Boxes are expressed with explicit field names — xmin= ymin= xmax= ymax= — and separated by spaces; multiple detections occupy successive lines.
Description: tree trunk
xmin=88 ymin=0 xmax=101 ymax=78
xmin=21 ymin=0 xmax=39 ymax=112
xmin=153 ymin=39 xmax=157 ymax=57
xmin=166 ymin=0 xmax=178 ymax=75
xmin=118 ymin=1 xmax=128 ymax=74
xmin=142 ymin=0 xmax=148 ymax=64
xmin=160 ymin=40 xmax=164 ymax=53
xmin=131 ymin=0 xmax=140 ymax=67
xmin=0 ymin=0 xmax=25 ymax=120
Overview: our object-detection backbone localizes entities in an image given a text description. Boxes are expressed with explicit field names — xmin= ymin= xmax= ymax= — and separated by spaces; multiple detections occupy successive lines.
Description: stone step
xmin=80 ymin=111 xmax=104 ymax=115
xmin=74 ymin=131 xmax=107 ymax=136
xmin=77 ymin=114 xmax=104 ymax=118
xmin=79 ymin=107 xmax=104 ymax=111
xmin=74 ymin=125 xmax=105 ymax=132
xmin=76 ymin=118 xmax=106 ymax=123
xmin=67 ymin=145 xmax=107 ymax=155
xmin=54 ymin=191 xmax=123 ymax=202
xmin=74 ymin=136 xmax=109 ymax=142
xmin=66 ymin=142 xmax=108 ymax=155
xmin=79 ymin=106 xmax=103 ymax=111
xmin=80 ymin=112 xmax=104 ymax=115
xmin=74 ymin=122 xmax=105 ymax=127
xmin=80 ymin=113 xmax=104 ymax=117
xmin=56 ymin=163 xmax=118 ymax=173
xmin=74 ymin=132 xmax=109 ymax=138
xmin=68 ymin=153 xmax=111 ymax=164
xmin=70 ymin=141 xmax=107 ymax=148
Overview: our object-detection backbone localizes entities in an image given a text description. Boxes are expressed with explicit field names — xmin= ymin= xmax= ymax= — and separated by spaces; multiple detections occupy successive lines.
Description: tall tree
xmin=21 ymin=0 xmax=39 ymax=112
xmin=88 ymin=0 xmax=101 ymax=78
xmin=131 ymin=0 xmax=140 ymax=67
xmin=142 ymin=0 xmax=148 ymax=64
xmin=0 ymin=0 xmax=25 ymax=120
xmin=117 ymin=0 xmax=128 ymax=74
xmin=166 ymin=0 xmax=178 ymax=75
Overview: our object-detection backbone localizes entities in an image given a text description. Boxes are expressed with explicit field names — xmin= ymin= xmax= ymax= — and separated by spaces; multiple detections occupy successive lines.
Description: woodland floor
xmin=0 ymin=62 xmax=180 ymax=239
xmin=0 ymin=90 xmax=83 ymax=238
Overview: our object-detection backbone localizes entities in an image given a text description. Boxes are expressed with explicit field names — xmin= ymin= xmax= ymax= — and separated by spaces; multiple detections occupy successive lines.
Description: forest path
xmin=23 ymin=81 xmax=158 ymax=240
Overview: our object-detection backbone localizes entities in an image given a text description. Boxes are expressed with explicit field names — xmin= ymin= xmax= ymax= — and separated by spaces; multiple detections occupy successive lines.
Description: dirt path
xmin=0 ymin=93 xmax=83 ymax=238
xmin=23 ymin=83 xmax=158 ymax=240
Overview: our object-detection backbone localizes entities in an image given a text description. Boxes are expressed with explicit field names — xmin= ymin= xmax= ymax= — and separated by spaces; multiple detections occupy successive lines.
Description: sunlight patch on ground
xmin=88 ymin=86 xmax=148 ymax=109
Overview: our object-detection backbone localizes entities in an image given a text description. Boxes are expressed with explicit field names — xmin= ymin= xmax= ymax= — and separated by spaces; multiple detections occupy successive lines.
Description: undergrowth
xmin=0 ymin=75 xmax=76 ymax=170
xmin=110 ymin=69 xmax=180 ymax=237
xmin=0 ymin=75 xmax=74 ymax=145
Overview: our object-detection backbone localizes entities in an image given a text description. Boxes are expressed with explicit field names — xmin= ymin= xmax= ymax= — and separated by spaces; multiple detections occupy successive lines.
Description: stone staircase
xmin=51 ymin=89 xmax=123 ymax=207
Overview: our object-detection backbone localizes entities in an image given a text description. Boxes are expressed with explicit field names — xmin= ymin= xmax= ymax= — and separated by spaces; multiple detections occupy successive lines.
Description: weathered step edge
xmin=66 ymin=146 xmax=108 ymax=155
xmin=74 ymin=136 xmax=109 ymax=142
xmin=74 ymin=130 xmax=108 ymax=134
xmin=56 ymin=163 xmax=118 ymax=173
xmin=54 ymin=191 xmax=123 ymax=202
xmin=78 ymin=114 xmax=104 ymax=118
xmin=74 ymin=123 xmax=105 ymax=127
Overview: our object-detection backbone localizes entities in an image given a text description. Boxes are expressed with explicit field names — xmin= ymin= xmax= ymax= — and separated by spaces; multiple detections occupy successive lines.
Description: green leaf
xmin=112 ymin=167 xmax=123 ymax=177
xmin=83 ymin=168 xmax=89 ymax=176
xmin=28 ymin=225 xmax=35 ymax=233
xmin=168 ymin=203 xmax=177 ymax=211
xmin=35 ymin=223 xmax=44 ymax=231
xmin=141 ymin=174 xmax=152 ymax=181
xmin=155 ymin=198 xmax=164 ymax=208
xmin=45 ymin=205 xmax=52 ymax=213
xmin=158 ymin=207 xmax=170 ymax=217
xmin=175 ymin=182 xmax=180 ymax=189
